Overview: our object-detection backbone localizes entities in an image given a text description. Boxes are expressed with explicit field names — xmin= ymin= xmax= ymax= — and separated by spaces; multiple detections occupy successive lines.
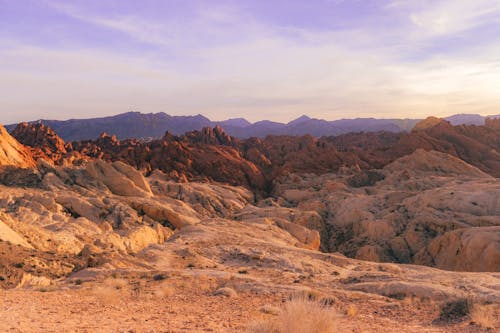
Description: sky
xmin=1 ymin=0 xmax=500 ymax=124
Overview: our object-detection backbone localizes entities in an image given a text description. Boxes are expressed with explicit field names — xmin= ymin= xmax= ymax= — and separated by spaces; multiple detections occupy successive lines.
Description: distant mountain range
xmin=6 ymin=112 xmax=500 ymax=141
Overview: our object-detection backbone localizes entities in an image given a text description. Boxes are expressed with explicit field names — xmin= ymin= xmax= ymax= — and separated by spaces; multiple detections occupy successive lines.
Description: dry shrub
xmin=248 ymin=296 xmax=336 ymax=333
xmin=99 ymin=278 xmax=127 ymax=290
xmin=259 ymin=305 xmax=281 ymax=316
xmin=346 ymin=304 xmax=358 ymax=317
xmin=291 ymin=288 xmax=324 ymax=301
xmin=439 ymin=298 xmax=470 ymax=321
xmin=93 ymin=278 xmax=129 ymax=305
xmin=247 ymin=320 xmax=280 ymax=333
xmin=37 ymin=285 xmax=58 ymax=292
xmin=195 ymin=275 xmax=219 ymax=293
xmin=281 ymin=297 xmax=336 ymax=333
xmin=214 ymin=287 xmax=238 ymax=298
xmin=153 ymin=282 xmax=175 ymax=299
xmin=469 ymin=302 xmax=498 ymax=329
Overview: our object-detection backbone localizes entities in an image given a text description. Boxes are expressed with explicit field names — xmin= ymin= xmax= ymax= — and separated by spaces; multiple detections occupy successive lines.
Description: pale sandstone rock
xmin=273 ymin=218 xmax=321 ymax=250
xmin=85 ymin=160 xmax=152 ymax=197
xmin=414 ymin=227 xmax=500 ymax=272
xmin=0 ymin=219 xmax=33 ymax=248
xmin=0 ymin=125 xmax=36 ymax=168
xmin=124 ymin=224 xmax=167 ymax=253
xmin=129 ymin=199 xmax=200 ymax=229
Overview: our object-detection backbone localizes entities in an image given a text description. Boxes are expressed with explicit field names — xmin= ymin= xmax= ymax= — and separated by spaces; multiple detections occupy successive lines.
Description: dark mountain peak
xmin=5 ymin=111 xmax=497 ymax=142
xmin=445 ymin=113 xmax=486 ymax=126
xmin=216 ymin=118 xmax=251 ymax=128
xmin=288 ymin=115 xmax=311 ymax=126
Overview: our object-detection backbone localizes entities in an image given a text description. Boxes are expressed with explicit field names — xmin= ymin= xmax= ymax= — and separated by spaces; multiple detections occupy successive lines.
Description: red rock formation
xmin=485 ymin=117 xmax=500 ymax=130
xmin=327 ymin=117 xmax=500 ymax=177
xmin=0 ymin=124 xmax=36 ymax=168
xmin=9 ymin=120 xmax=499 ymax=193
xmin=11 ymin=122 xmax=67 ymax=163
xmin=183 ymin=126 xmax=234 ymax=146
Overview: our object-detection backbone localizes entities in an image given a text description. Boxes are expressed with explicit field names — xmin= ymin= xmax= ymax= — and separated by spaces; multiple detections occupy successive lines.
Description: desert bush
xmin=153 ymin=273 xmax=167 ymax=281
xmin=247 ymin=296 xmax=337 ymax=333
xmin=92 ymin=278 xmax=129 ymax=305
xmin=153 ymin=282 xmax=175 ymax=299
xmin=214 ymin=287 xmax=237 ymax=298
xmin=281 ymin=297 xmax=336 ymax=333
xmin=439 ymin=298 xmax=470 ymax=321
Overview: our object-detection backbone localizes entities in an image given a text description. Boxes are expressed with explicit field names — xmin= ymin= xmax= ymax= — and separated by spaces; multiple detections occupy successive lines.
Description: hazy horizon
xmin=2 ymin=0 xmax=500 ymax=124
xmin=3 ymin=110 xmax=500 ymax=126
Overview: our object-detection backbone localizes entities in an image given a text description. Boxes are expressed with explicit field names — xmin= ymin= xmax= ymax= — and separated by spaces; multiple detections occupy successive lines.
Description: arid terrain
xmin=0 ymin=118 xmax=499 ymax=332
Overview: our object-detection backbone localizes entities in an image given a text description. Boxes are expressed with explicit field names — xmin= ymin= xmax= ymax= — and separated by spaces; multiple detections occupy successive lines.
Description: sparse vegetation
xmin=469 ymin=302 xmax=498 ymax=329
xmin=153 ymin=273 xmax=167 ymax=281
xmin=248 ymin=296 xmax=337 ymax=333
xmin=259 ymin=305 xmax=280 ymax=316
xmin=153 ymin=282 xmax=175 ymax=299
xmin=92 ymin=278 xmax=130 ymax=305
xmin=346 ymin=304 xmax=358 ymax=317
xmin=214 ymin=287 xmax=237 ymax=298
xmin=439 ymin=298 xmax=470 ymax=321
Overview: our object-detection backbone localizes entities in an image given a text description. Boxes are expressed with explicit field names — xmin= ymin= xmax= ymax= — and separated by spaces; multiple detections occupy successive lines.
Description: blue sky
xmin=1 ymin=0 xmax=500 ymax=123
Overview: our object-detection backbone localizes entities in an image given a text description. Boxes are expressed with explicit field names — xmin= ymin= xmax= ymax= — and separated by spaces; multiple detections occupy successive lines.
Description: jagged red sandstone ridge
xmin=11 ymin=122 xmax=69 ymax=164
xmin=328 ymin=117 xmax=500 ymax=177
xmin=3 ymin=117 xmax=499 ymax=272
xmin=11 ymin=117 xmax=500 ymax=191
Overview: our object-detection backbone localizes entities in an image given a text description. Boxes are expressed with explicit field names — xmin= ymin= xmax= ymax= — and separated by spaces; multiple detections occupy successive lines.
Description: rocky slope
xmin=0 ymin=125 xmax=36 ymax=168
xmin=272 ymin=149 xmax=499 ymax=271
xmin=328 ymin=117 xmax=500 ymax=177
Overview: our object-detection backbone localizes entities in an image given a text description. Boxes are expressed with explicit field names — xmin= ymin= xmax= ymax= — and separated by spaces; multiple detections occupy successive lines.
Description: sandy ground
xmin=0 ymin=272 xmax=495 ymax=333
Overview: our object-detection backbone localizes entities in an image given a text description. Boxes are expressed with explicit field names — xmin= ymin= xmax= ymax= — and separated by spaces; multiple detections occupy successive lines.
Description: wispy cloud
xmin=407 ymin=0 xmax=500 ymax=36
xmin=1 ymin=0 xmax=500 ymax=123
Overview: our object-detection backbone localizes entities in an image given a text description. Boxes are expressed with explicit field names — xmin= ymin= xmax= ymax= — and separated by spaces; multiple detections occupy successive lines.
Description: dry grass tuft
xmin=469 ymin=302 xmax=498 ymax=329
xmin=291 ymin=288 xmax=324 ymax=301
xmin=281 ymin=297 xmax=336 ymax=333
xmin=247 ymin=320 xmax=281 ymax=333
xmin=153 ymin=282 xmax=175 ymax=299
xmin=214 ymin=287 xmax=238 ymax=298
xmin=248 ymin=296 xmax=337 ymax=333
xmin=259 ymin=305 xmax=281 ymax=316
xmin=346 ymin=304 xmax=358 ymax=317
xmin=92 ymin=278 xmax=130 ymax=305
